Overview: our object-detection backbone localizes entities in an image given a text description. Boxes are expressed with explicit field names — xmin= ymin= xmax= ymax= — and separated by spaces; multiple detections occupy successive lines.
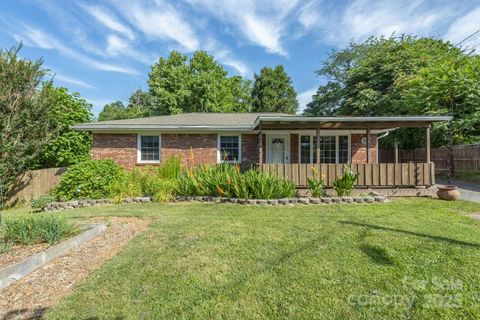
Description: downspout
xmin=376 ymin=130 xmax=391 ymax=164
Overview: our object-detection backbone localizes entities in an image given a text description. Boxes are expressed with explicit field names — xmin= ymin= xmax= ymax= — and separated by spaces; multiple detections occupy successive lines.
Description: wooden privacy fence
xmin=260 ymin=163 xmax=435 ymax=188
xmin=379 ymin=143 xmax=480 ymax=173
xmin=6 ymin=167 xmax=67 ymax=204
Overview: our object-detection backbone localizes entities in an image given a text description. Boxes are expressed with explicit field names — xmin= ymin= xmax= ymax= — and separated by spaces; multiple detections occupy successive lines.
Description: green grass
xmin=5 ymin=199 xmax=480 ymax=319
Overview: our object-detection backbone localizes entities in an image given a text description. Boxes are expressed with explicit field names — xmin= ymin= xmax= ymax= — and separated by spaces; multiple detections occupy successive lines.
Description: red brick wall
xmin=92 ymin=134 xmax=137 ymax=170
xmin=241 ymin=134 xmax=258 ymax=165
xmin=351 ymin=133 xmax=377 ymax=164
xmin=161 ymin=134 xmax=217 ymax=167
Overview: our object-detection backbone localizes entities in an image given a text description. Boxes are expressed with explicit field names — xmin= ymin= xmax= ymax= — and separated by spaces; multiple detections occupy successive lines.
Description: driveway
xmin=436 ymin=178 xmax=480 ymax=203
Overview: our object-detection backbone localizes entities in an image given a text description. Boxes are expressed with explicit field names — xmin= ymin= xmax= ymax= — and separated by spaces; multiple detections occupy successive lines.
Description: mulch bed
xmin=0 ymin=243 xmax=51 ymax=270
xmin=0 ymin=217 xmax=152 ymax=320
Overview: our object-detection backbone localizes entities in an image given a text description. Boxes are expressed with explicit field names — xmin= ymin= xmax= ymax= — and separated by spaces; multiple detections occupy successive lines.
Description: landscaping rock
xmin=124 ymin=198 xmax=132 ymax=203
xmin=140 ymin=197 xmax=151 ymax=203
xmin=219 ymin=197 xmax=229 ymax=203
xmin=309 ymin=197 xmax=321 ymax=204
xmin=202 ymin=196 xmax=211 ymax=201
xmin=374 ymin=196 xmax=385 ymax=203
xmin=67 ymin=201 xmax=79 ymax=207
xmin=194 ymin=196 xmax=203 ymax=201
xmin=257 ymin=199 xmax=268 ymax=206
xmin=278 ymin=198 xmax=289 ymax=205
xmin=229 ymin=198 xmax=238 ymax=204
xmin=289 ymin=198 xmax=299 ymax=204
xmin=267 ymin=199 xmax=278 ymax=205
xmin=363 ymin=196 xmax=374 ymax=203
xmin=246 ymin=199 xmax=257 ymax=205
xmin=353 ymin=197 xmax=364 ymax=203
xmin=298 ymin=197 xmax=310 ymax=204
xmin=186 ymin=196 xmax=194 ymax=201
xmin=321 ymin=197 xmax=332 ymax=204
xmin=342 ymin=197 xmax=353 ymax=203
xmin=237 ymin=199 xmax=247 ymax=204
xmin=331 ymin=197 xmax=342 ymax=204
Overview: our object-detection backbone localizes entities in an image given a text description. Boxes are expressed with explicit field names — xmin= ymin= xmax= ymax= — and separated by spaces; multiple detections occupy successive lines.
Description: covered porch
xmin=253 ymin=115 xmax=451 ymax=189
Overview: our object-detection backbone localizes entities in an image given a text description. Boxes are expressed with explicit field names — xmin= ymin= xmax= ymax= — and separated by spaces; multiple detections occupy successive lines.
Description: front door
xmin=267 ymin=134 xmax=290 ymax=163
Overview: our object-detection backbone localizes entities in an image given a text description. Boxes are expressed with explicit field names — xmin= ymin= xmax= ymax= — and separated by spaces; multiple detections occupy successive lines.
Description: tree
xmin=251 ymin=65 xmax=298 ymax=114
xmin=33 ymin=85 xmax=93 ymax=168
xmin=304 ymin=35 xmax=475 ymax=148
xmin=98 ymin=101 xmax=128 ymax=121
xmin=148 ymin=50 xmax=251 ymax=114
xmin=0 ymin=45 xmax=53 ymax=199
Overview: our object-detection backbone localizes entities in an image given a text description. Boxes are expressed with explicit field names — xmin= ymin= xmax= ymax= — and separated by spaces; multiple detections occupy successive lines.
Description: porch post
xmin=425 ymin=126 xmax=431 ymax=163
xmin=366 ymin=128 xmax=371 ymax=164
xmin=316 ymin=128 xmax=320 ymax=164
xmin=394 ymin=141 xmax=399 ymax=163
xmin=258 ymin=125 xmax=263 ymax=169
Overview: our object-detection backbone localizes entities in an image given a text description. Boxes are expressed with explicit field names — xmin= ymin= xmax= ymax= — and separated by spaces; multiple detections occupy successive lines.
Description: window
xmin=320 ymin=136 xmax=336 ymax=163
xmin=218 ymin=135 xmax=241 ymax=163
xmin=300 ymin=136 xmax=310 ymax=163
xmin=138 ymin=135 xmax=160 ymax=163
xmin=338 ymin=136 xmax=349 ymax=163
xmin=299 ymin=135 xmax=350 ymax=164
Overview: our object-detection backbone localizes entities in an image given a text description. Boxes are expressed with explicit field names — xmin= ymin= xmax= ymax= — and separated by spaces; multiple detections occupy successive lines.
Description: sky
xmin=1 ymin=0 xmax=480 ymax=116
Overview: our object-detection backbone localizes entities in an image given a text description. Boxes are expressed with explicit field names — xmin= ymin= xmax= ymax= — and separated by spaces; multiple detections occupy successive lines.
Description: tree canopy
xmin=148 ymin=50 xmax=251 ymax=114
xmin=251 ymin=65 xmax=298 ymax=114
xmin=0 ymin=46 xmax=54 ymax=197
xmin=304 ymin=35 xmax=480 ymax=148
xmin=33 ymin=85 xmax=93 ymax=168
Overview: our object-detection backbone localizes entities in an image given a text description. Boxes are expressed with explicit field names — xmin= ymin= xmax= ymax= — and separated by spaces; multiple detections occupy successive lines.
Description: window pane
xmin=141 ymin=136 xmax=160 ymax=161
xmin=300 ymin=136 xmax=310 ymax=163
xmin=220 ymin=136 xmax=239 ymax=162
xmin=338 ymin=136 xmax=349 ymax=163
xmin=320 ymin=136 xmax=336 ymax=163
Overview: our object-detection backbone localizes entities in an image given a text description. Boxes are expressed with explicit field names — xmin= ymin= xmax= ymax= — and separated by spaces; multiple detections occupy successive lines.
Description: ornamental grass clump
xmin=1 ymin=214 xmax=77 ymax=245
xmin=333 ymin=166 xmax=359 ymax=196
xmin=175 ymin=164 xmax=296 ymax=199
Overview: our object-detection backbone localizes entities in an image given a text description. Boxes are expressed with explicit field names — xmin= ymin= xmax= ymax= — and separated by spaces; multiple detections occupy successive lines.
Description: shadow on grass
xmin=341 ymin=221 xmax=480 ymax=248
xmin=359 ymin=244 xmax=395 ymax=266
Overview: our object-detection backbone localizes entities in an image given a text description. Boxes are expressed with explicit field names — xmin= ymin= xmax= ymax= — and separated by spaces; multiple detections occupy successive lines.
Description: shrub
xmin=108 ymin=173 xmax=142 ymax=204
xmin=54 ymin=159 xmax=125 ymax=200
xmin=31 ymin=194 xmax=56 ymax=211
xmin=176 ymin=169 xmax=200 ymax=197
xmin=307 ymin=166 xmax=326 ymax=197
xmin=333 ymin=167 xmax=359 ymax=196
xmin=152 ymin=179 xmax=177 ymax=203
xmin=1 ymin=214 xmax=77 ymax=245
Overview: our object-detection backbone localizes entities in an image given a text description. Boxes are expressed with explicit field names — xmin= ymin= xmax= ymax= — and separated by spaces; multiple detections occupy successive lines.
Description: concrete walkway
xmin=436 ymin=178 xmax=480 ymax=203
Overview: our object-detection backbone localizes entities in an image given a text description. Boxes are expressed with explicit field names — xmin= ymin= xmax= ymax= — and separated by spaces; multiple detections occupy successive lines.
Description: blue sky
xmin=1 ymin=0 xmax=479 ymax=116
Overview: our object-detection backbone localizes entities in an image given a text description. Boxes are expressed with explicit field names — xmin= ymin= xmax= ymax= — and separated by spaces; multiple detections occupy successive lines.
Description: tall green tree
xmin=98 ymin=101 xmax=128 ymax=121
xmin=0 ymin=46 xmax=53 ymax=198
xmin=304 ymin=35 xmax=476 ymax=148
xmin=148 ymin=50 xmax=251 ymax=114
xmin=251 ymin=65 xmax=298 ymax=114
xmin=34 ymin=85 xmax=93 ymax=168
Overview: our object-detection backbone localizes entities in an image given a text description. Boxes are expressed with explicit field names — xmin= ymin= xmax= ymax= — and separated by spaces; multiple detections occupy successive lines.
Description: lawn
xmin=7 ymin=199 xmax=480 ymax=319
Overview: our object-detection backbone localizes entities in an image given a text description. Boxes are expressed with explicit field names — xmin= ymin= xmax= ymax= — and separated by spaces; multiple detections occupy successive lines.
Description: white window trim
xmin=298 ymin=134 xmax=351 ymax=164
xmin=137 ymin=134 xmax=161 ymax=164
xmin=217 ymin=134 xmax=242 ymax=163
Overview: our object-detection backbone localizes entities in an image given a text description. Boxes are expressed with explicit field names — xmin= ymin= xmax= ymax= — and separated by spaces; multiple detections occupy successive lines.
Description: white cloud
xmin=297 ymin=87 xmax=317 ymax=113
xmin=16 ymin=26 xmax=139 ymax=75
xmin=113 ymin=1 xmax=199 ymax=51
xmin=186 ymin=0 xmax=300 ymax=56
xmin=54 ymin=74 xmax=96 ymax=89
xmin=444 ymin=7 xmax=480 ymax=48
xmin=203 ymin=38 xmax=250 ymax=76
xmin=106 ymin=34 xmax=153 ymax=65
xmin=80 ymin=4 xmax=135 ymax=40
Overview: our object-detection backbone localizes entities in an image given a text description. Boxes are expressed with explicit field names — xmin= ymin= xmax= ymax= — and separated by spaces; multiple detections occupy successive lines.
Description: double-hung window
xmin=299 ymin=135 xmax=349 ymax=164
xmin=218 ymin=135 xmax=241 ymax=163
xmin=137 ymin=135 xmax=160 ymax=163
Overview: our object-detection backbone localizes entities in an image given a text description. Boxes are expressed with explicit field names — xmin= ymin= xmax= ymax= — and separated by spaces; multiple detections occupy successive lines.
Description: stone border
xmin=0 ymin=223 xmax=107 ymax=290
xmin=174 ymin=195 xmax=386 ymax=205
xmin=44 ymin=197 xmax=152 ymax=212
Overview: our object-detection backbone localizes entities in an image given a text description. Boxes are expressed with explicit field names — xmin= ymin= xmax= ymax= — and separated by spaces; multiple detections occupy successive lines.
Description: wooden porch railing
xmin=260 ymin=163 xmax=435 ymax=187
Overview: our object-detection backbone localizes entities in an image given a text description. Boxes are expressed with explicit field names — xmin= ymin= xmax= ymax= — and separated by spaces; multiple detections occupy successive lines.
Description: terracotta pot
xmin=437 ymin=185 xmax=460 ymax=201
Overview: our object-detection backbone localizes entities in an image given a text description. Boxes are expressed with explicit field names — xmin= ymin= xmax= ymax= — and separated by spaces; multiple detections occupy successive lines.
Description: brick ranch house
xmin=73 ymin=113 xmax=450 ymax=193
